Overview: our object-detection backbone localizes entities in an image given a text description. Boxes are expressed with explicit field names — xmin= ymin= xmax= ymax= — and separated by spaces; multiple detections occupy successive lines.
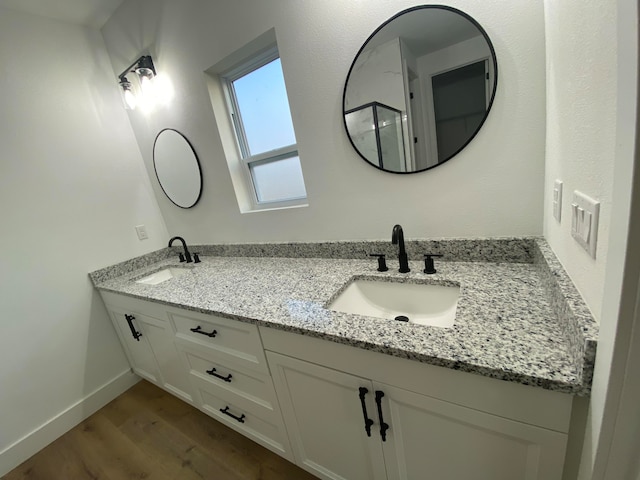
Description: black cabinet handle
xmin=125 ymin=314 xmax=142 ymax=341
xmin=190 ymin=325 xmax=217 ymax=338
xmin=220 ymin=406 xmax=245 ymax=423
xmin=358 ymin=387 xmax=375 ymax=437
xmin=206 ymin=367 xmax=232 ymax=383
xmin=375 ymin=390 xmax=389 ymax=442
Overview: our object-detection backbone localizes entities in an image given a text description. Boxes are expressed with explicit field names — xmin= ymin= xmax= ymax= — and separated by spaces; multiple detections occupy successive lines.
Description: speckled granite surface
xmin=190 ymin=237 xmax=536 ymax=263
xmin=89 ymin=237 xmax=535 ymax=284
xmin=91 ymin=238 xmax=598 ymax=396
xmin=533 ymin=239 xmax=598 ymax=390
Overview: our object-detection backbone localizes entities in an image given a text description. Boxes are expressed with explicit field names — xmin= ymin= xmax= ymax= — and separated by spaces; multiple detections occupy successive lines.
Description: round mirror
xmin=153 ymin=129 xmax=203 ymax=208
xmin=343 ymin=5 xmax=498 ymax=173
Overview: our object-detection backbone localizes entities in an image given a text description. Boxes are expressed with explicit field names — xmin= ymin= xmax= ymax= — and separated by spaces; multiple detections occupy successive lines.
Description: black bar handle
xmin=220 ymin=406 xmax=245 ymax=423
xmin=206 ymin=367 xmax=233 ymax=383
xmin=190 ymin=325 xmax=217 ymax=338
xmin=375 ymin=390 xmax=389 ymax=442
xmin=125 ymin=314 xmax=142 ymax=341
xmin=358 ymin=387 xmax=375 ymax=437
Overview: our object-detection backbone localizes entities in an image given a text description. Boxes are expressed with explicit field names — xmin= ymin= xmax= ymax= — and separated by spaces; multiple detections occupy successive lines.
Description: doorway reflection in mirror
xmin=343 ymin=6 xmax=497 ymax=173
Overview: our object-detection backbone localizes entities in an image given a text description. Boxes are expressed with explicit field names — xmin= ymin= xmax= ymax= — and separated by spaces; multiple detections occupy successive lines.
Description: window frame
xmin=221 ymin=46 xmax=306 ymax=210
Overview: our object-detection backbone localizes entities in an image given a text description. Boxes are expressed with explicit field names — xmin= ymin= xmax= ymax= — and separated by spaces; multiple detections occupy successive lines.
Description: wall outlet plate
xmin=135 ymin=224 xmax=149 ymax=240
xmin=553 ymin=180 xmax=563 ymax=222
xmin=571 ymin=191 xmax=599 ymax=258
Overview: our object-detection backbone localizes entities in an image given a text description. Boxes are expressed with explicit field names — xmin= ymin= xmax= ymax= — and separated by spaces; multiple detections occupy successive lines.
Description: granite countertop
xmin=91 ymin=238 xmax=598 ymax=396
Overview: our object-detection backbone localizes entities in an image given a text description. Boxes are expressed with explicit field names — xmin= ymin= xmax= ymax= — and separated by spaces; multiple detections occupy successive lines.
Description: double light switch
xmin=571 ymin=190 xmax=599 ymax=258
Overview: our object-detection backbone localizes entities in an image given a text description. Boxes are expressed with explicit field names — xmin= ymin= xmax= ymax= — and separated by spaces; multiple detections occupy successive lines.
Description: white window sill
xmin=240 ymin=202 xmax=309 ymax=214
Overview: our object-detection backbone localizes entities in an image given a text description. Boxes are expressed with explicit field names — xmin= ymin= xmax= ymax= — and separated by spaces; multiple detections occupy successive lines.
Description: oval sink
xmin=135 ymin=267 xmax=190 ymax=285
xmin=329 ymin=279 xmax=459 ymax=327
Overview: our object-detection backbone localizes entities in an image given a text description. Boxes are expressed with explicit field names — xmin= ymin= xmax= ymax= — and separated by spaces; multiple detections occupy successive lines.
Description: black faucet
xmin=391 ymin=224 xmax=410 ymax=273
xmin=168 ymin=236 xmax=192 ymax=263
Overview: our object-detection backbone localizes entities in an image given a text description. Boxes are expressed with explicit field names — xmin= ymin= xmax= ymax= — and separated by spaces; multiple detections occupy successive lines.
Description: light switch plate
xmin=553 ymin=180 xmax=563 ymax=222
xmin=135 ymin=224 xmax=149 ymax=240
xmin=571 ymin=191 xmax=599 ymax=258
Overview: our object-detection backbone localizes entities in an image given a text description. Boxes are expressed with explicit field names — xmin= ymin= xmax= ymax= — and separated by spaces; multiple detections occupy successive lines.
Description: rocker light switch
xmin=571 ymin=191 xmax=599 ymax=258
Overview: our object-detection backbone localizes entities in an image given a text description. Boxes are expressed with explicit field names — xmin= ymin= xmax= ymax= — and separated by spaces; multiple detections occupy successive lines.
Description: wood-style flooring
xmin=4 ymin=380 xmax=317 ymax=480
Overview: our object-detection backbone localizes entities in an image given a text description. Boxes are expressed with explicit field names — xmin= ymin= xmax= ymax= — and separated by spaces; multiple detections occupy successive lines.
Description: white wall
xmin=543 ymin=0 xmax=617 ymax=322
xmin=0 ymin=7 xmax=168 ymax=474
xmin=543 ymin=0 xmax=639 ymax=478
xmin=101 ymin=0 xmax=546 ymax=243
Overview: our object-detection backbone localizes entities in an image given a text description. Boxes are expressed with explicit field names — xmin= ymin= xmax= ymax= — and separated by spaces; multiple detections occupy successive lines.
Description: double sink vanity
xmin=90 ymin=236 xmax=597 ymax=480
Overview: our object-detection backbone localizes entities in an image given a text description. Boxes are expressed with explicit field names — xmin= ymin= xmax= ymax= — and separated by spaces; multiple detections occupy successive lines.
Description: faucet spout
xmin=391 ymin=224 xmax=410 ymax=273
xmin=168 ymin=236 xmax=193 ymax=263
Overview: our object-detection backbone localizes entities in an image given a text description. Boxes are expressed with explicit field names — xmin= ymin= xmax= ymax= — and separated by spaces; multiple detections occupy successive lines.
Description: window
xmin=221 ymin=47 xmax=307 ymax=209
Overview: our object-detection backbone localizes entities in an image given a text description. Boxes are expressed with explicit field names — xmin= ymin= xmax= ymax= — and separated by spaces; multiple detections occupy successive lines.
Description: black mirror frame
xmin=342 ymin=4 xmax=499 ymax=174
xmin=153 ymin=128 xmax=203 ymax=209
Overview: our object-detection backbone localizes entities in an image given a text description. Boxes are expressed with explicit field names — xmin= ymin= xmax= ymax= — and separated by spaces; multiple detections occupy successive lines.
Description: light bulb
xmin=124 ymin=89 xmax=137 ymax=110
xmin=139 ymin=73 xmax=153 ymax=96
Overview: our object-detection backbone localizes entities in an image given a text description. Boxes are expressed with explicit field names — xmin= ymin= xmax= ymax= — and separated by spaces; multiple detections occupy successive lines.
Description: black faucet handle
xmin=369 ymin=253 xmax=389 ymax=272
xmin=423 ymin=254 xmax=443 ymax=274
xmin=193 ymin=253 xmax=201 ymax=263
xmin=178 ymin=253 xmax=186 ymax=263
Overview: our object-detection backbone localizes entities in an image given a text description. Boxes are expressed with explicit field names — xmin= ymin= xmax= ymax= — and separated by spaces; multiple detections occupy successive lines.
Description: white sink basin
xmin=329 ymin=279 xmax=460 ymax=327
xmin=135 ymin=267 xmax=190 ymax=285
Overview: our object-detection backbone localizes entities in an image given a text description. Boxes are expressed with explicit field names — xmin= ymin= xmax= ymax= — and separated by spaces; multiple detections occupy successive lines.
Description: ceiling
xmin=0 ymin=0 xmax=124 ymax=28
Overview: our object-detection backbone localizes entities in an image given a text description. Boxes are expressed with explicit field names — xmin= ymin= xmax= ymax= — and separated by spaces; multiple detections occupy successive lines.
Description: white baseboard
xmin=0 ymin=369 xmax=140 ymax=477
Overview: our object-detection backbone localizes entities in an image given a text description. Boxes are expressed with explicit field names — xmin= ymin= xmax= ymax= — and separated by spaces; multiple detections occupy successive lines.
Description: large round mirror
xmin=153 ymin=129 xmax=203 ymax=208
xmin=343 ymin=5 xmax=498 ymax=173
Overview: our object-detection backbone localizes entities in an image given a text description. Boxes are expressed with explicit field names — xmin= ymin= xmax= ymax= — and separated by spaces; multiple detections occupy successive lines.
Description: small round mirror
xmin=343 ymin=5 xmax=498 ymax=173
xmin=153 ymin=129 xmax=203 ymax=208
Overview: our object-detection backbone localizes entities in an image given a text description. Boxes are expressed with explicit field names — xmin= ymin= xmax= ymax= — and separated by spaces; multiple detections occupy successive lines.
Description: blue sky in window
xmin=233 ymin=58 xmax=297 ymax=156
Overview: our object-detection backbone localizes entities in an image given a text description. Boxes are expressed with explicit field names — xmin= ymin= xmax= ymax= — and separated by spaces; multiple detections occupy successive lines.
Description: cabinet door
xmin=108 ymin=307 xmax=159 ymax=384
xmin=108 ymin=306 xmax=192 ymax=403
xmin=376 ymin=382 xmax=567 ymax=480
xmin=267 ymin=352 xmax=387 ymax=480
xmin=139 ymin=314 xmax=193 ymax=403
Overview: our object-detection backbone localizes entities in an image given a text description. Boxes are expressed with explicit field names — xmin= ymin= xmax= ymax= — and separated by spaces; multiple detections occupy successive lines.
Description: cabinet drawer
xmin=180 ymin=342 xmax=278 ymax=409
xmin=191 ymin=374 xmax=292 ymax=460
xmin=169 ymin=308 xmax=267 ymax=374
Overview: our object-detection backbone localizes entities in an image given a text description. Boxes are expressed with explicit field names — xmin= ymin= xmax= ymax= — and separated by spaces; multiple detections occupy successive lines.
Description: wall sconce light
xmin=118 ymin=55 xmax=157 ymax=110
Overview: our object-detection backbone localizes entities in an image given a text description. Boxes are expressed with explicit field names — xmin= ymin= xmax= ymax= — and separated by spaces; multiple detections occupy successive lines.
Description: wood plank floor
xmin=4 ymin=380 xmax=317 ymax=480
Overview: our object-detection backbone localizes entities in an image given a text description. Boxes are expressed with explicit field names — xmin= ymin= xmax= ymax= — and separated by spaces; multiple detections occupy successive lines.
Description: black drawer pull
xmin=125 ymin=314 xmax=142 ymax=341
xmin=220 ymin=406 xmax=245 ymax=423
xmin=358 ymin=387 xmax=374 ymax=437
xmin=190 ymin=325 xmax=217 ymax=338
xmin=206 ymin=367 xmax=232 ymax=383
xmin=375 ymin=390 xmax=389 ymax=442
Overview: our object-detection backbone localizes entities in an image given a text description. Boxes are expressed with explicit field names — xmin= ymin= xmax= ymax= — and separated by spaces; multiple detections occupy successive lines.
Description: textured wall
xmin=0 ymin=7 xmax=168 ymax=471
xmin=543 ymin=0 xmax=617 ymax=322
xmin=101 ymin=0 xmax=547 ymax=243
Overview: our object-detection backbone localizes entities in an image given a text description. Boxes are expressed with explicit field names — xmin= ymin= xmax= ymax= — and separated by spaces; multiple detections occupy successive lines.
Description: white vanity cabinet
xmin=101 ymin=291 xmax=193 ymax=403
xmin=100 ymin=291 xmax=293 ymax=461
xmin=262 ymin=328 xmax=572 ymax=480
xmin=169 ymin=308 xmax=293 ymax=460
xmin=99 ymin=287 xmax=575 ymax=480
